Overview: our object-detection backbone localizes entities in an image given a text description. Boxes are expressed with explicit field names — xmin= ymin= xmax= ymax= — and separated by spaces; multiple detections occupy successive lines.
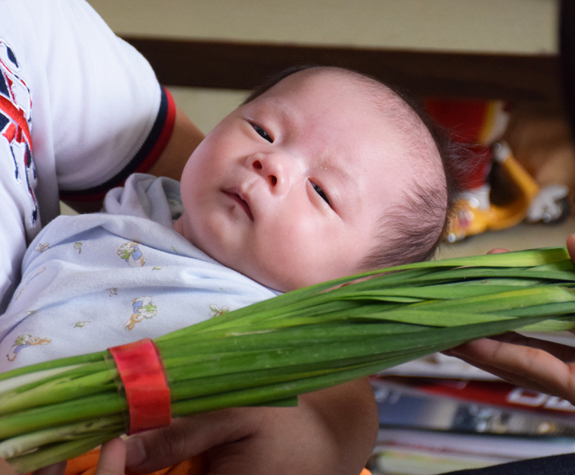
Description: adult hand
xmin=446 ymin=235 xmax=575 ymax=404
xmin=31 ymin=438 xmax=126 ymax=475
xmin=125 ymin=379 xmax=378 ymax=475
xmin=0 ymin=458 xmax=18 ymax=475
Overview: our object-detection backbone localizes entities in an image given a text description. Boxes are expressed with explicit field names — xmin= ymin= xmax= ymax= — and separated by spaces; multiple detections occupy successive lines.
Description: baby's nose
xmin=249 ymin=153 xmax=292 ymax=192
xmin=251 ymin=156 xmax=278 ymax=187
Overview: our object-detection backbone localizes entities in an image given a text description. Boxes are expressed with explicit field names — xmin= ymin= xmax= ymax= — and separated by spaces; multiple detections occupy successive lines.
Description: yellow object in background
xmin=446 ymin=143 xmax=541 ymax=242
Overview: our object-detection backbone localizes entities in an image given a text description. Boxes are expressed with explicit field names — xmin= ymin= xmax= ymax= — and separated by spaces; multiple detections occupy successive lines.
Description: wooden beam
xmin=123 ymin=36 xmax=562 ymax=102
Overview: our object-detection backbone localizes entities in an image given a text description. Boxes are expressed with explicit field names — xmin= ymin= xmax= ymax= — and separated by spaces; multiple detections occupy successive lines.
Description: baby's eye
xmin=251 ymin=123 xmax=273 ymax=143
xmin=312 ymin=183 xmax=330 ymax=206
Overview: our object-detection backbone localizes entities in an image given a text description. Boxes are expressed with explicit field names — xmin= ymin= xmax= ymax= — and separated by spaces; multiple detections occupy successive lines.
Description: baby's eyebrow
xmin=317 ymin=154 xmax=353 ymax=183
xmin=316 ymin=155 xmax=358 ymax=215
xmin=257 ymin=98 xmax=293 ymax=130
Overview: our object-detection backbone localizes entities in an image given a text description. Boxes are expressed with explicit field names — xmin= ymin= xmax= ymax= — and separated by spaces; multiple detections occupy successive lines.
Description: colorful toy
xmin=425 ymin=99 xmax=570 ymax=242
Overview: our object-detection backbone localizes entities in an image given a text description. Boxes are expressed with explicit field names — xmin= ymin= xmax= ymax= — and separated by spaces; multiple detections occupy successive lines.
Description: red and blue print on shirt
xmin=0 ymin=39 xmax=37 ymax=225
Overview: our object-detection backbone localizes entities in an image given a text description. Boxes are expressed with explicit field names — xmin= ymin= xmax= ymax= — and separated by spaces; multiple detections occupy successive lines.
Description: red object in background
xmin=425 ymin=98 xmax=499 ymax=190
xmin=425 ymin=99 xmax=496 ymax=143
xmin=375 ymin=375 xmax=575 ymax=419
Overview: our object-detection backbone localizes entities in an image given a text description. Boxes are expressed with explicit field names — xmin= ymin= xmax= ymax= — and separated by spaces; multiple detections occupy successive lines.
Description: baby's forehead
xmin=251 ymin=70 xmax=401 ymax=135
xmin=262 ymin=67 xmax=396 ymax=106
xmin=296 ymin=70 xmax=445 ymax=192
xmin=262 ymin=70 xmax=423 ymax=142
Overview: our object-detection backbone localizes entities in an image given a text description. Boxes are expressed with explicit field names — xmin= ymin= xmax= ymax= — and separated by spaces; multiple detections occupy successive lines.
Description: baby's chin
xmin=233 ymin=266 xmax=292 ymax=293
xmin=222 ymin=260 xmax=303 ymax=293
xmin=172 ymin=218 xmax=352 ymax=292
xmin=240 ymin=266 xmax=349 ymax=293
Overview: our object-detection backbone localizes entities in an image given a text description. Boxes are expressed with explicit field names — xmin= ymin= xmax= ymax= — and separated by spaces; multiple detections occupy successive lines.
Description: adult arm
xmin=63 ymin=105 xmax=205 ymax=214
xmin=39 ymin=0 xmax=205 ymax=215
xmin=146 ymin=105 xmax=204 ymax=181
xmin=446 ymin=234 xmax=575 ymax=404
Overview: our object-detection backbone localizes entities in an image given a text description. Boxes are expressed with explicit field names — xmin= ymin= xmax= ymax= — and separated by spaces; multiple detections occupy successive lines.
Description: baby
xmin=0 ymin=64 xmax=456 ymax=475
xmin=0 ymin=65 xmax=454 ymax=370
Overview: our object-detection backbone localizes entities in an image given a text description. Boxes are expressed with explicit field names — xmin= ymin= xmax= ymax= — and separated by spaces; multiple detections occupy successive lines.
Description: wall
xmin=87 ymin=0 xmax=561 ymax=133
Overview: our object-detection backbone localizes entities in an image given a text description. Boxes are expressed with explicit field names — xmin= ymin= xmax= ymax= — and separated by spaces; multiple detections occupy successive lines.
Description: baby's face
xmin=174 ymin=70 xmax=415 ymax=291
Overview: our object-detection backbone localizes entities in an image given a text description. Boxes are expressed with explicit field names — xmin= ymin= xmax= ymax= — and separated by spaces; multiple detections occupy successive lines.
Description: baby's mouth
xmin=224 ymin=190 xmax=254 ymax=221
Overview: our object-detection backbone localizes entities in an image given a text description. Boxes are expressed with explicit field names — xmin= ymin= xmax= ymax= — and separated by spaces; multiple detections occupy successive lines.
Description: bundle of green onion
xmin=3 ymin=247 xmax=575 ymax=473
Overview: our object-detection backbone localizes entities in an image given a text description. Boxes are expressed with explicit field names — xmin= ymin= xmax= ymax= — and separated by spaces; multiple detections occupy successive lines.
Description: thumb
xmin=0 ymin=458 xmax=18 ymax=475
xmin=125 ymin=409 xmax=259 ymax=473
xmin=31 ymin=461 xmax=67 ymax=475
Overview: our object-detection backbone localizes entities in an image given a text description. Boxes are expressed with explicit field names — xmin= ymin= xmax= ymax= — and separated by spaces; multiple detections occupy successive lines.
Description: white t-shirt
xmin=0 ymin=0 xmax=174 ymax=311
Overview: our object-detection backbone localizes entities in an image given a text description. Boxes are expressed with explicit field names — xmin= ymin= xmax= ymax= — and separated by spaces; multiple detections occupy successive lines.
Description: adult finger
xmin=487 ymin=248 xmax=509 ymax=255
xmin=446 ymin=339 xmax=559 ymax=393
xmin=125 ymin=409 xmax=260 ymax=473
xmin=96 ymin=439 xmax=126 ymax=475
xmin=32 ymin=461 xmax=67 ymax=475
xmin=448 ymin=337 xmax=575 ymax=403
xmin=0 ymin=458 xmax=19 ymax=475
xmin=491 ymin=332 xmax=575 ymax=362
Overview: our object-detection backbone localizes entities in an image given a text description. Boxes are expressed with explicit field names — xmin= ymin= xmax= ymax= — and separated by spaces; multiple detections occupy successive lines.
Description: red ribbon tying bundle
xmin=110 ymin=339 xmax=172 ymax=434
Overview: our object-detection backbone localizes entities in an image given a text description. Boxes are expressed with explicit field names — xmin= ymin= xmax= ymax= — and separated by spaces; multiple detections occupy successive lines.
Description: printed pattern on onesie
xmin=0 ymin=210 xmax=278 ymax=371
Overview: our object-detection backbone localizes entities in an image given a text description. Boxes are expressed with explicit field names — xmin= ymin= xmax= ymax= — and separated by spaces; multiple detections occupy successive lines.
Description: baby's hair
xmin=243 ymin=65 xmax=461 ymax=269
xmin=361 ymin=90 xmax=462 ymax=269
